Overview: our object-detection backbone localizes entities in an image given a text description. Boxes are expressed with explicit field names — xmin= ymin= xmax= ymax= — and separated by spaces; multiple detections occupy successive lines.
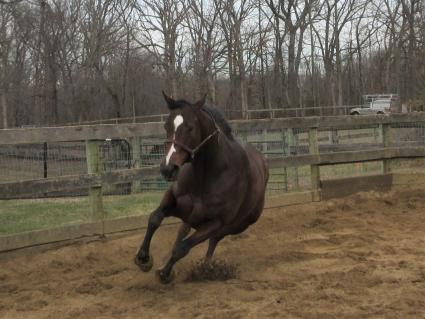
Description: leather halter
xmin=165 ymin=111 xmax=220 ymax=160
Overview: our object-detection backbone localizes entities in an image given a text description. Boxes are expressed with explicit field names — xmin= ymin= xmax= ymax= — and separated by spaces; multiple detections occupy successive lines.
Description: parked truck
xmin=350 ymin=94 xmax=400 ymax=115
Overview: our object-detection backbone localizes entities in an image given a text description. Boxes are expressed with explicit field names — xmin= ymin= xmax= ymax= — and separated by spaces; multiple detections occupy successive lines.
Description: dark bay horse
xmin=134 ymin=93 xmax=269 ymax=283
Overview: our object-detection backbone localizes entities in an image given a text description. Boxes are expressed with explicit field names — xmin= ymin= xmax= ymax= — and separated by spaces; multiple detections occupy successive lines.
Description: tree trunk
xmin=1 ymin=91 xmax=7 ymax=129
xmin=0 ymin=4 xmax=8 ymax=128
xmin=206 ymin=71 xmax=216 ymax=104
xmin=336 ymin=38 xmax=343 ymax=107
xmin=287 ymin=30 xmax=298 ymax=108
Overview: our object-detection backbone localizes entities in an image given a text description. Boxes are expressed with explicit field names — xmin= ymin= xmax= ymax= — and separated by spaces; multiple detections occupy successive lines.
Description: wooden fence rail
xmin=2 ymin=146 xmax=425 ymax=198
xmin=1 ymin=113 xmax=425 ymax=145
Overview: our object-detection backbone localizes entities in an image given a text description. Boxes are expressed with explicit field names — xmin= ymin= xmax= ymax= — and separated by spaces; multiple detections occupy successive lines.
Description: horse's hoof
xmin=155 ymin=269 xmax=175 ymax=284
xmin=134 ymin=254 xmax=154 ymax=272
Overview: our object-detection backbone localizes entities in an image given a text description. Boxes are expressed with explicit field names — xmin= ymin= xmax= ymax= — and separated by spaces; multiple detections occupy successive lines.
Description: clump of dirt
xmin=185 ymin=259 xmax=238 ymax=282
xmin=339 ymin=202 xmax=353 ymax=211
xmin=305 ymin=217 xmax=329 ymax=228
xmin=74 ymin=279 xmax=113 ymax=295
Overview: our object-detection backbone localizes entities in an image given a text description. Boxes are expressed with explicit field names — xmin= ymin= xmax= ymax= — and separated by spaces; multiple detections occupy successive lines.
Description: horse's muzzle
xmin=160 ymin=163 xmax=179 ymax=181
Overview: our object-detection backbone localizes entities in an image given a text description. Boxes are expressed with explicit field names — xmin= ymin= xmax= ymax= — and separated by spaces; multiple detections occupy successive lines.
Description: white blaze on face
xmin=166 ymin=115 xmax=184 ymax=165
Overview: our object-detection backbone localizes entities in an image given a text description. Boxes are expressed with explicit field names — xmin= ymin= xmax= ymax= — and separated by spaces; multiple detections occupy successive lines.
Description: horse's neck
xmin=192 ymin=121 xmax=227 ymax=183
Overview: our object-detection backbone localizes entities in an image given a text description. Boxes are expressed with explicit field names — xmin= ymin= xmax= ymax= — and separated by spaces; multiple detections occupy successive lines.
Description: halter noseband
xmin=166 ymin=110 xmax=220 ymax=160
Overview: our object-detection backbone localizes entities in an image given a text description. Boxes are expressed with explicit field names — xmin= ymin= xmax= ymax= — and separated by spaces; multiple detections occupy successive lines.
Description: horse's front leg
xmin=134 ymin=207 xmax=164 ymax=271
xmin=156 ymin=219 xmax=222 ymax=283
xmin=134 ymin=190 xmax=175 ymax=272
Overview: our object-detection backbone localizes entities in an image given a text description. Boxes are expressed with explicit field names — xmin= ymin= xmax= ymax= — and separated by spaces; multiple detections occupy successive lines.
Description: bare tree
xmin=215 ymin=0 xmax=254 ymax=118
xmin=0 ymin=3 xmax=12 ymax=128
xmin=312 ymin=0 xmax=364 ymax=108
xmin=134 ymin=0 xmax=187 ymax=97
xmin=267 ymin=0 xmax=318 ymax=108
xmin=184 ymin=0 xmax=225 ymax=103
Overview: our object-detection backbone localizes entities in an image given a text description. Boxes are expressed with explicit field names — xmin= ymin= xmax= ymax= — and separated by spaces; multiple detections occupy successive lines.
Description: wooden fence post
xmin=262 ymin=128 xmax=268 ymax=154
xmin=282 ymin=129 xmax=288 ymax=191
xmin=131 ymin=136 xmax=142 ymax=193
xmin=241 ymin=131 xmax=248 ymax=145
xmin=287 ymin=128 xmax=299 ymax=189
xmin=382 ymin=124 xmax=392 ymax=174
xmin=309 ymin=127 xmax=321 ymax=201
xmin=330 ymin=128 xmax=339 ymax=145
xmin=375 ymin=125 xmax=382 ymax=142
xmin=43 ymin=142 xmax=48 ymax=178
xmin=85 ymin=140 xmax=103 ymax=222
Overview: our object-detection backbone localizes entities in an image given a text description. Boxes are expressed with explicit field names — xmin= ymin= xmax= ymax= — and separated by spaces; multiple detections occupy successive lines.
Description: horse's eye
xmin=188 ymin=126 xmax=194 ymax=132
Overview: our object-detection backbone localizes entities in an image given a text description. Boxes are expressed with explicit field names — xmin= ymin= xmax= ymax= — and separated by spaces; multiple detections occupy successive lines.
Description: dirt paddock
xmin=1 ymin=188 xmax=425 ymax=318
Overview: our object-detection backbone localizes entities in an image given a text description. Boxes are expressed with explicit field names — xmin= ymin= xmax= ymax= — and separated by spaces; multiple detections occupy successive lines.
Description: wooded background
xmin=0 ymin=0 xmax=424 ymax=128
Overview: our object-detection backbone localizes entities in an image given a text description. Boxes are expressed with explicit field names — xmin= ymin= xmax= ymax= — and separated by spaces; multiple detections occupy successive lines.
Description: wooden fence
xmin=1 ymin=113 xmax=425 ymax=252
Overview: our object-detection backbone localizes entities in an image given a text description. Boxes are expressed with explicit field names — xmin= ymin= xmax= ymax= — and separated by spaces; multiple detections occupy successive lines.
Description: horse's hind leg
xmin=156 ymin=219 xmax=222 ymax=283
xmin=205 ymin=236 xmax=224 ymax=261
xmin=172 ymin=222 xmax=191 ymax=251
xmin=203 ymin=215 xmax=258 ymax=262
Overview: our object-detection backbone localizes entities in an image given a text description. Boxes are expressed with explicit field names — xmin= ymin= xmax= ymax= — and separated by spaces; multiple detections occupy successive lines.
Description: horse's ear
xmin=194 ymin=94 xmax=207 ymax=108
xmin=162 ymin=91 xmax=176 ymax=109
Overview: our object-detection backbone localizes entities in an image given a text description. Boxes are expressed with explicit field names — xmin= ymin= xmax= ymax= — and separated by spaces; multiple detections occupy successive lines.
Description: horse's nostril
xmin=171 ymin=165 xmax=179 ymax=177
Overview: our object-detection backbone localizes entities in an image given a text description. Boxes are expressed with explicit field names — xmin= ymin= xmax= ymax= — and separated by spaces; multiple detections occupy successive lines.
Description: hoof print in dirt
xmin=134 ymin=255 xmax=154 ymax=272
xmin=156 ymin=269 xmax=175 ymax=284
xmin=185 ymin=259 xmax=238 ymax=282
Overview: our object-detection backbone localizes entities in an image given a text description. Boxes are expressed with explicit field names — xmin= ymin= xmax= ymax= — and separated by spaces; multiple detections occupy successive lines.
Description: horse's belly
xmin=176 ymin=195 xmax=205 ymax=226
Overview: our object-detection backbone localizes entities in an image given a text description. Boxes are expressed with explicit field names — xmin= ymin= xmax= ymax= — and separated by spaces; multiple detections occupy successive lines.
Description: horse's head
xmin=160 ymin=92 xmax=208 ymax=181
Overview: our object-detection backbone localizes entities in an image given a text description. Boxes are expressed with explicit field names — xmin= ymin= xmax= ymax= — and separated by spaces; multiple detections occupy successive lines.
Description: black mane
xmin=173 ymin=99 xmax=191 ymax=109
xmin=202 ymin=103 xmax=234 ymax=141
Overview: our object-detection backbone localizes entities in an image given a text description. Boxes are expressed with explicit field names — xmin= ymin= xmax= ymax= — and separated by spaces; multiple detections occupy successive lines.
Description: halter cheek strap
xmin=171 ymin=129 xmax=219 ymax=160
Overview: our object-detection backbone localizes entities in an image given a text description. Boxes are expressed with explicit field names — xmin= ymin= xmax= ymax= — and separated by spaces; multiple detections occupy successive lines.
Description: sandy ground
xmin=1 ymin=188 xmax=425 ymax=319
